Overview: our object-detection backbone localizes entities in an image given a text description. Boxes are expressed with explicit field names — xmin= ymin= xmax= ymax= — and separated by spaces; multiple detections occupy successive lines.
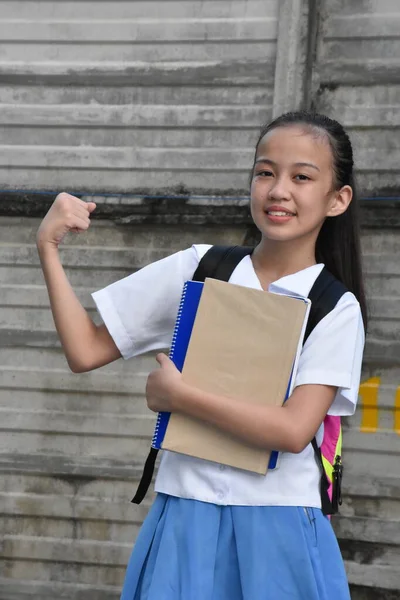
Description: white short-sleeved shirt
xmin=92 ymin=244 xmax=365 ymax=508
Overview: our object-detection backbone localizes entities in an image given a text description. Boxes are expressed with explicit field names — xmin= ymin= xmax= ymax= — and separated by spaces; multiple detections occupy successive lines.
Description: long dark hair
xmin=252 ymin=111 xmax=367 ymax=330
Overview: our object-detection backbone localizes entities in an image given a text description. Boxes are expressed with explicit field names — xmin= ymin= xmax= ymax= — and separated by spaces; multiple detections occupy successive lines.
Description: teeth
xmin=267 ymin=211 xmax=293 ymax=216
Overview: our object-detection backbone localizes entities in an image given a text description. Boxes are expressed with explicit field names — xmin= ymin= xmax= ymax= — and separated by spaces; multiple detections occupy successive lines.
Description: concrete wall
xmin=1 ymin=214 xmax=400 ymax=599
xmin=339 ymin=229 xmax=400 ymax=599
xmin=0 ymin=0 xmax=279 ymax=194
xmin=0 ymin=217 xmax=248 ymax=599
xmin=1 ymin=0 xmax=400 ymax=598
xmin=1 ymin=1 xmax=399 ymax=200
xmin=312 ymin=0 xmax=400 ymax=197
xmin=310 ymin=7 xmax=400 ymax=592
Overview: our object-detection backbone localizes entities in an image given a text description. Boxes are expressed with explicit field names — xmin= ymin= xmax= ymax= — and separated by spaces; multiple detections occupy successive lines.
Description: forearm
xmin=170 ymin=379 xmax=337 ymax=454
xmin=38 ymin=243 xmax=118 ymax=372
xmin=174 ymin=383 xmax=299 ymax=453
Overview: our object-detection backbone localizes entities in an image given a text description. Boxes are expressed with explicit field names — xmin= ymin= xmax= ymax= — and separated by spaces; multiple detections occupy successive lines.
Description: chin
xmin=256 ymin=224 xmax=296 ymax=242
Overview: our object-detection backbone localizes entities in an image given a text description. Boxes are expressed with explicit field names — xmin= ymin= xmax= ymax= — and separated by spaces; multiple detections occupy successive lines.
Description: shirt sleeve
xmin=91 ymin=246 xmax=204 ymax=359
xmin=294 ymin=293 xmax=365 ymax=416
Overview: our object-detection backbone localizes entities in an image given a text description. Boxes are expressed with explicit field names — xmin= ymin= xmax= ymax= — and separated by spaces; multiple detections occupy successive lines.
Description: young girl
xmin=37 ymin=111 xmax=366 ymax=600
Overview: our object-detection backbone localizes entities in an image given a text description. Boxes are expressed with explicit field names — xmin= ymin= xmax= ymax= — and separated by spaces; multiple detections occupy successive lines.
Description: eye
xmin=255 ymin=170 xmax=273 ymax=177
xmin=294 ymin=174 xmax=311 ymax=181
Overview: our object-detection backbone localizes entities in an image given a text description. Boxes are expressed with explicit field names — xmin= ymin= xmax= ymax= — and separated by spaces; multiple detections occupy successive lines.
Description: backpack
xmin=133 ymin=245 xmax=346 ymax=515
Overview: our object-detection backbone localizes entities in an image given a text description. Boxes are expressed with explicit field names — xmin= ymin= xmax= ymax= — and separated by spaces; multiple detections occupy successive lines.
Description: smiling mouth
xmin=266 ymin=210 xmax=297 ymax=216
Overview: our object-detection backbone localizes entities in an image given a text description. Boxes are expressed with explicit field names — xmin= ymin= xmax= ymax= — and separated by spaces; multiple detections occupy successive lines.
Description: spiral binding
xmin=151 ymin=282 xmax=189 ymax=448
xmin=151 ymin=419 xmax=161 ymax=448
xmin=169 ymin=282 xmax=188 ymax=364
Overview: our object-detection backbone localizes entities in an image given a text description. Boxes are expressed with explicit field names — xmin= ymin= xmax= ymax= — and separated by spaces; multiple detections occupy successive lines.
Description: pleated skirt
xmin=120 ymin=494 xmax=350 ymax=600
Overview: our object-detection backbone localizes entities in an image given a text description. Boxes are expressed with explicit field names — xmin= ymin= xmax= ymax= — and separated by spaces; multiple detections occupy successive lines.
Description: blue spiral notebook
xmin=151 ymin=280 xmax=204 ymax=451
xmin=151 ymin=279 xmax=292 ymax=471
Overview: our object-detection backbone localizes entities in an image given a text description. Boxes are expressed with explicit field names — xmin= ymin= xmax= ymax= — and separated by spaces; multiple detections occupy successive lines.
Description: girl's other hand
xmin=36 ymin=192 xmax=96 ymax=251
xmin=146 ymin=354 xmax=183 ymax=413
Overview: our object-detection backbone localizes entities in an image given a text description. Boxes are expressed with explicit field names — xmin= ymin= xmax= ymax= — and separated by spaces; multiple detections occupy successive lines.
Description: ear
xmin=327 ymin=185 xmax=353 ymax=217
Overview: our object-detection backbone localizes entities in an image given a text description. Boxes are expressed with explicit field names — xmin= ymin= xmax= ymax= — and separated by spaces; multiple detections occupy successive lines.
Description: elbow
xmin=67 ymin=356 xmax=93 ymax=374
xmin=68 ymin=361 xmax=87 ymax=374
xmin=283 ymin=426 xmax=309 ymax=454
xmin=286 ymin=437 xmax=307 ymax=454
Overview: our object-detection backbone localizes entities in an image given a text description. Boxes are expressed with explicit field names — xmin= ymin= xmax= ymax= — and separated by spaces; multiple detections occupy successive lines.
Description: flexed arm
xmin=37 ymin=193 xmax=121 ymax=372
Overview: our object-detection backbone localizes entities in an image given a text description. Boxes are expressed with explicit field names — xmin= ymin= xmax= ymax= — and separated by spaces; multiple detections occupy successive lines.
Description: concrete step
xmin=340 ymin=539 xmax=399 ymax=568
xmin=350 ymin=585 xmax=400 ymax=600
xmin=0 ymin=407 xmax=155 ymax=437
xmin=0 ymin=388 xmax=150 ymax=416
xmin=0 ymin=243 xmax=168 ymax=269
xmin=0 ymin=429 xmax=150 ymax=459
xmin=345 ymin=561 xmax=400 ymax=592
xmin=0 ymin=366 xmax=148 ymax=394
xmin=0 ymin=579 xmax=120 ymax=600
xmin=1 ymin=492 xmax=151 ymax=531
xmin=0 ymin=456 xmax=152 ymax=593
xmin=332 ymin=478 xmax=400 ymax=596
xmin=0 ymin=345 xmax=154 ymax=374
xmin=0 ymin=265 xmax=131 ymax=288
xmin=2 ymin=535 xmax=132 ymax=570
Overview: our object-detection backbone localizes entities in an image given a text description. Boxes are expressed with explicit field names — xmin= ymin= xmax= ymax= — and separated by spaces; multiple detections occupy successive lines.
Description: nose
xmin=268 ymin=176 xmax=291 ymax=201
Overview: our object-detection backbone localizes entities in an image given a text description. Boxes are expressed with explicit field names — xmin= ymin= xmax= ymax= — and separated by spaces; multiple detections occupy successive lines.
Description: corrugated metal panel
xmin=0 ymin=0 xmax=278 ymax=194
xmin=314 ymin=0 xmax=400 ymax=196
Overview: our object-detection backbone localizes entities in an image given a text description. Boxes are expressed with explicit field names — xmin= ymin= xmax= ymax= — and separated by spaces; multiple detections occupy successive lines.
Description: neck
xmin=253 ymin=236 xmax=318 ymax=282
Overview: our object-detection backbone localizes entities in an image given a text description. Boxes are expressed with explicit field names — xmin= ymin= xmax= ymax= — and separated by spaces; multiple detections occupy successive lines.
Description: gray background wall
xmin=313 ymin=0 xmax=400 ymax=197
xmin=0 ymin=0 xmax=278 ymax=194
xmin=0 ymin=1 xmax=400 ymax=599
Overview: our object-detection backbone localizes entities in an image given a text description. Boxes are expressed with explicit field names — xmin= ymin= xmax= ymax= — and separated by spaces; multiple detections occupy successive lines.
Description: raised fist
xmin=36 ymin=192 xmax=96 ymax=249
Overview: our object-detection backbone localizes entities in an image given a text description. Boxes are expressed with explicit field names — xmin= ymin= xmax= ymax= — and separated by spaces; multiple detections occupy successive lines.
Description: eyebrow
xmin=255 ymin=158 xmax=320 ymax=172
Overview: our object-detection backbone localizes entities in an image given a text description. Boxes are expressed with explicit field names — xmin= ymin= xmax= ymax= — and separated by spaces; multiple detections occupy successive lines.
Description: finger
xmin=76 ymin=199 xmax=96 ymax=211
xmin=156 ymin=353 xmax=169 ymax=367
xmin=56 ymin=194 xmax=87 ymax=216
xmin=70 ymin=215 xmax=91 ymax=231
xmin=75 ymin=200 xmax=96 ymax=214
xmin=74 ymin=205 xmax=94 ymax=220
xmin=56 ymin=192 xmax=79 ymax=204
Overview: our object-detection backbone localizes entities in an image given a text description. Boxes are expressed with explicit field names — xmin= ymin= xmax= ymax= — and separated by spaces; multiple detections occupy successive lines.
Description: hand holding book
xmin=146 ymin=353 xmax=183 ymax=413
xmin=151 ymin=278 xmax=311 ymax=475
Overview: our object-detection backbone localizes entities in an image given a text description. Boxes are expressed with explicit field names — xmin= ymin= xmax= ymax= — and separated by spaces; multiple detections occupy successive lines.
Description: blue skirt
xmin=121 ymin=494 xmax=350 ymax=600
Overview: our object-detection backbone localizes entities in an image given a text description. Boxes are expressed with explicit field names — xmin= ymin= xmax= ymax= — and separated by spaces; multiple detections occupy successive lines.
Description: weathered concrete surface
xmin=272 ymin=0 xmax=309 ymax=116
xmin=313 ymin=0 xmax=400 ymax=197
xmin=1 ymin=215 xmax=400 ymax=598
xmin=0 ymin=0 xmax=279 ymax=194
xmin=0 ymin=217 xmax=246 ymax=598
xmin=1 ymin=0 xmax=399 ymax=198
xmin=1 ymin=194 xmax=400 ymax=229
xmin=1 ymin=0 xmax=400 ymax=597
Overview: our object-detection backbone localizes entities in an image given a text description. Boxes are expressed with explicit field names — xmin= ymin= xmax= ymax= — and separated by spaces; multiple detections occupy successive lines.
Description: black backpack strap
xmin=305 ymin=267 xmax=347 ymax=344
xmin=131 ymin=447 xmax=158 ymax=504
xmin=307 ymin=267 xmax=348 ymax=515
xmin=193 ymin=245 xmax=253 ymax=283
xmin=132 ymin=245 xmax=252 ymax=504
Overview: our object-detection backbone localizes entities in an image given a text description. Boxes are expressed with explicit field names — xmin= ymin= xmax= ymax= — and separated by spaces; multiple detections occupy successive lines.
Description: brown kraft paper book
xmin=162 ymin=278 xmax=310 ymax=474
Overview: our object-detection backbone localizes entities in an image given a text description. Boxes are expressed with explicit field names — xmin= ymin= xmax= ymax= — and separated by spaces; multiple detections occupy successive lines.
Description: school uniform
xmin=93 ymin=244 xmax=365 ymax=600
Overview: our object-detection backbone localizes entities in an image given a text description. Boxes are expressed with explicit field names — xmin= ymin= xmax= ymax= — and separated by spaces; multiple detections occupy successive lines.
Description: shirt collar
xmin=269 ymin=263 xmax=325 ymax=298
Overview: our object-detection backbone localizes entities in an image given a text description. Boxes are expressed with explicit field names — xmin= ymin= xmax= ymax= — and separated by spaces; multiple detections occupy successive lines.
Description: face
xmin=250 ymin=125 xmax=351 ymax=245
